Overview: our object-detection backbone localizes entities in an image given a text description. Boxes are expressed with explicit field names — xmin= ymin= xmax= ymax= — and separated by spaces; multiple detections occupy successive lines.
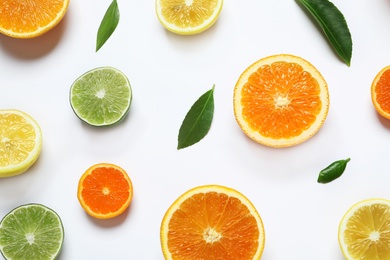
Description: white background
xmin=1 ymin=0 xmax=390 ymax=259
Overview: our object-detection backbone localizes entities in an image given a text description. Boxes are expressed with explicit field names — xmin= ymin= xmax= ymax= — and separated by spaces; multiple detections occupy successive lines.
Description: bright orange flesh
xmin=234 ymin=54 xmax=329 ymax=148
xmin=372 ymin=66 xmax=390 ymax=119
xmin=0 ymin=0 xmax=69 ymax=38
xmin=243 ymin=62 xmax=321 ymax=138
xmin=161 ymin=185 xmax=265 ymax=260
xmin=77 ymin=163 xmax=133 ymax=219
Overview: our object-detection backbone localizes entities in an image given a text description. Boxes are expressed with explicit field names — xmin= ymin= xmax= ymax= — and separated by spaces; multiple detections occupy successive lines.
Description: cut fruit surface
xmin=371 ymin=66 xmax=390 ymax=119
xmin=0 ymin=109 xmax=42 ymax=178
xmin=160 ymin=185 xmax=265 ymax=260
xmin=70 ymin=67 xmax=132 ymax=127
xmin=0 ymin=0 xmax=69 ymax=38
xmin=155 ymin=0 xmax=223 ymax=35
xmin=338 ymin=198 xmax=390 ymax=260
xmin=233 ymin=54 xmax=329 ymax=148
xmin=77 ymin=163 xmax=133 ymax=219
xmin=0 ymin=203 xmax=64 ymax=260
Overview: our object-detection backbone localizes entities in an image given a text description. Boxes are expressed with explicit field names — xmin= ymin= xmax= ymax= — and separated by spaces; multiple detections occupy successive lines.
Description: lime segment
xmin=70 ymin=67 xmax=132 ymax=126
xmin=0 ymin=204 xmax=64 ymax=260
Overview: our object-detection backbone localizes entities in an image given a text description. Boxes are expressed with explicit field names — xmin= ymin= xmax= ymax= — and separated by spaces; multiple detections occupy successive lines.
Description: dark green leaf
xmin=317 ymin=158 xmax=350 ymax=183
xmin=296 ymin=0 xmax=352 ymax=66
xmin=177 ymin=85 xmax=215 ymax=150
xmin=96 ymin=0 xmax=120 ymax=52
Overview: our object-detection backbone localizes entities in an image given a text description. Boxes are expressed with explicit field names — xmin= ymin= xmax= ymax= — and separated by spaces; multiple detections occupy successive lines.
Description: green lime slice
xmin=70 ymin=67 xmax=132 ymax=126
xmin=0 ymin=204 xmax=64 ymax=260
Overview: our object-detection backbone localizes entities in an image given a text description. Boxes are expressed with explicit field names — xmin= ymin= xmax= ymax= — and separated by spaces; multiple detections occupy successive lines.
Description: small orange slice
xmin=160 ymin=185 xmax=265 ymax=260
xmin=0 ymin=0 xmax=70 ymax=38
xmin=371 ymin=65 xmax=390 ymax=119
xmin=77 ymin=163 xmax=133 ymax=219
xmin=234 ymin=54 xmax=329 ymax=148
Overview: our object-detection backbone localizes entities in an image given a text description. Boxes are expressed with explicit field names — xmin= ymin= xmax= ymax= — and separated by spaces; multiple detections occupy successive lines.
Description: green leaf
xmin=96 ymin=0 xmax=120 ymax=52
xmin=296 ymin=0 xmax=352 ymax=66
xmin=317 ymin=158 xmax=351 ymax=184
xmin=177 ymin=85 xmax=215 ymax=150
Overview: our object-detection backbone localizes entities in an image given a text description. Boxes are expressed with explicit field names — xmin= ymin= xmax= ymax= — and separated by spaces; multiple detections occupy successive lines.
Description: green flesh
xmin=0 ymin=204 xmax=64 ymax=260
xmin=70 ymin=67 xmax=132 ymax=126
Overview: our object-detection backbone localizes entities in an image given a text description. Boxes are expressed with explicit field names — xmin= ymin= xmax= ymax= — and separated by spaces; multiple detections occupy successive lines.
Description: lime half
xmin=0 ymin=204 xmax=64 ymax=260
xmin=70 ymin=67 xmax=132 ymax=126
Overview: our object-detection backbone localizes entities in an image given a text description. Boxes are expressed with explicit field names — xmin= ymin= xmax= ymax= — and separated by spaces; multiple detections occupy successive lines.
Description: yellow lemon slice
xmin=338 ymin=198 xmax=390 ymax=259
xmin=0 ymin=110 xmax=42 ymax=177
xmin=156 ymin=0 xmax=223 ymax=35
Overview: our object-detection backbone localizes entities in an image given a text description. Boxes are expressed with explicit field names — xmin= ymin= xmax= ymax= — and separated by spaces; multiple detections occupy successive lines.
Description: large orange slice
xmin=234 ymin=54 xmax=329 ymax=148
xmin=371 ymin=65 xmax=390 ymax=119
xmin=77 ymin=163 xmax=133 ymax=219
xmin=160 ymin=185 xmax=265 ymax=260
xmin=0 ymin=0 xmax=70 ymax=38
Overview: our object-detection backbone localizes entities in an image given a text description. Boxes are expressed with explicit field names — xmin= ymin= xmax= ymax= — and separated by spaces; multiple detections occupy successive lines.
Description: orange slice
xmin=233 ymin=54 xmax=329 ymax=148
xmin=0 ymin=0 xmax=70 ymax=38
xmin=371 ymin=65 xmax=390 ymax=119
xmin=77 ymin=163 xmax=133 ymax=219
xmin=160 ymin=185 xmax=265 ymax=260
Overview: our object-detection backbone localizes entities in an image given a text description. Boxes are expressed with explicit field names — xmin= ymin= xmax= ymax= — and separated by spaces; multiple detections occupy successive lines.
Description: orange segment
xmin=160 ymin=185 xmax=265 ymax=260
xmin=234 ymin=54 xmax=329 ymax=148
xmin=0 ymin=0 xmax=70 ymax=38
xmin=77 ymin=163 xmax=133 ymax=219
xmin=371 ymin=66 xmax=390 ymax=119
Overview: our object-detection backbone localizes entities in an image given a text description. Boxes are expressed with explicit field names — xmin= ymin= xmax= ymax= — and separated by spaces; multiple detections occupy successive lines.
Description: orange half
xmin=77 ymin=163 xmax=133 ymax=219
xmin=234 ymin=54 xmax=329 ymax=148
xmin=0 ymin=0 xmax=70 ymax=38
xmin=160 ymin=185 xmax=265 ymax=260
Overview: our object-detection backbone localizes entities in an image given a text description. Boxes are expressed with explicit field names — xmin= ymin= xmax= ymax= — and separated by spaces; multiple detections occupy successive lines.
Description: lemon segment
xmin=156 ymin=0 xmax=223 ymax=35
xmin=0 ymin=110 xmax=42 ymax=178
xmin=338 ymin=198 xmax=390 ymax=259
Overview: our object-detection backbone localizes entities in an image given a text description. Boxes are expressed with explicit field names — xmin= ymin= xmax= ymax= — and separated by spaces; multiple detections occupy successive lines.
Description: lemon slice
xmin=0 ymin=110 xmax=42 ymax=177
xmin=155 ymin=0 xmax=223 ymax=35
xmin=338 ymin=198 xmax=390 ymax=259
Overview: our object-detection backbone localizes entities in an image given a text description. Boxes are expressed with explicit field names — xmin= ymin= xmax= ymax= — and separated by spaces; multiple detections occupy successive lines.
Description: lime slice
xmin=0 ymin=204 xmax=64 ymax=260
xmin=70 ymin=67 xmax=132 ymax=126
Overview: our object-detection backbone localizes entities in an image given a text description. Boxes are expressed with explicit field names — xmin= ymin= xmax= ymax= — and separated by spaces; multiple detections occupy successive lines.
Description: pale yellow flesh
xmin=339 ymin=199 xmax=390 ymax=259
xmin=0 ymin=110 xmax=42 ymax=177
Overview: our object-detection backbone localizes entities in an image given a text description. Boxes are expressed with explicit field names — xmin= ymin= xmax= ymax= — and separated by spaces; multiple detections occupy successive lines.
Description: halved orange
xmin=234 ymin=54 xmax=329 ymax=148
xmin=371 ymin=65 xmax=390 ymax=119
xmin=160 ymin=185 xmax=265 ymax=260
xmin=0 ymin=0 xmax=70 ymax=38
xmin=77 ymin=163 xmax=133 ymax=219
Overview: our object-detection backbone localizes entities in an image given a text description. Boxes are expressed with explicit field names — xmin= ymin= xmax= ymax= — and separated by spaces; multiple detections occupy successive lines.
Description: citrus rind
xmin=0 ymin=0 xmax=70 ymax=39
xmin=155 ymin=0 xmax=223 ymax=35
xmin=160 ymin=185 xmax=265 ymax=260
xmin=233 ymin=54 xmax=330 ymax=148
xmin=338 ymin=198 xmax=390 ymax=260
xmin=0 ymin=109 xmax=42 ymax=178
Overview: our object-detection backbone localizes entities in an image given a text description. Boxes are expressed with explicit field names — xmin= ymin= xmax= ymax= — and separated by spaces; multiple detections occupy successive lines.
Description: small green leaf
xmin=317 ymin=158 xmax=351 ymax=184
xmin=96 ymin=0 xmax=120 ymax=52
xmin=296 ymin=0 xmax=352 ymax=66
xmin=177 ymin=85 xmax=215 ymax=150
